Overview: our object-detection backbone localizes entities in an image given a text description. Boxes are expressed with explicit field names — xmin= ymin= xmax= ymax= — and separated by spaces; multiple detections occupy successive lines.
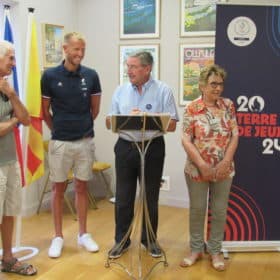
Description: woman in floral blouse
xmin=180 ymin=64 xmax=239 ymax=271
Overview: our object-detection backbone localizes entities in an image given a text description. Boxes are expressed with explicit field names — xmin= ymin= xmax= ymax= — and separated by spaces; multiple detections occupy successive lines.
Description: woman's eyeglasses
xmin=209 ymin=82 xmax=224 ymax=89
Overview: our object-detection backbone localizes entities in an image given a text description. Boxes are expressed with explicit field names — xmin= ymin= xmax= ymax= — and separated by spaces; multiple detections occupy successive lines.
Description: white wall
xmin=78 ymin=0 xmax=190 ymax=209
xmin=2 ymin=0 xmax=279 ymax=214
xmin=76 ymin=0 xmax=280 ymax=209
xmin=1 ymin=0 xmax=78 ymax=215
xmin=7 ymin=0 xmax=77 ymax=80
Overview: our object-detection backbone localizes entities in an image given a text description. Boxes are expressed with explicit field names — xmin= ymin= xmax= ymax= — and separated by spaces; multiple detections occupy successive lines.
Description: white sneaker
xmin=48 ymin=237 xmax=64 ymax=258
xmin=77 ymin=233 xmax=99 ymax=252
xmin=109 ymin=197 xmax=116 ymax=203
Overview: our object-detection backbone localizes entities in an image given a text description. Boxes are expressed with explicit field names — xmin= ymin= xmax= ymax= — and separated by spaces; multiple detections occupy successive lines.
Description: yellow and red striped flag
xmin=25 ymin=8 xmax=44 ymax=185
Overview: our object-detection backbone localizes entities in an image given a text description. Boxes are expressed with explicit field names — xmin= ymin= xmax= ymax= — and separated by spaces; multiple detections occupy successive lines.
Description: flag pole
xmin=0 ymin=5 xmax=39 ymax=261
xmin=24 ymin=7 xmax=45 ymax=185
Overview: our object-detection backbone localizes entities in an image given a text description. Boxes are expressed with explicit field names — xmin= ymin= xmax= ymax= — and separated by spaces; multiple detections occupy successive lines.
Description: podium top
xmin=111 ymin=113 xmax=171 ymax=134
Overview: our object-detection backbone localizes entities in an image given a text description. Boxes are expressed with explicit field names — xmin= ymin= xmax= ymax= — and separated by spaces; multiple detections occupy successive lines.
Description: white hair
xmin=0 ymin=40 xmax=14 ymax=58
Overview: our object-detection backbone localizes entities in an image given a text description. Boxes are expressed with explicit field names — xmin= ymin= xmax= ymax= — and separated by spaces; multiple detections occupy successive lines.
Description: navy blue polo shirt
xmin=41 ymin=62 xmax=101 ymax=141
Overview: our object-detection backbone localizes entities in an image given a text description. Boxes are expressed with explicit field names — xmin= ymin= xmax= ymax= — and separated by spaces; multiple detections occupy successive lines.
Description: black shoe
xmin=142 ymin=242 xmax=162 ymax=258
xmin=108 ymin=243 xmax=129 ymax=259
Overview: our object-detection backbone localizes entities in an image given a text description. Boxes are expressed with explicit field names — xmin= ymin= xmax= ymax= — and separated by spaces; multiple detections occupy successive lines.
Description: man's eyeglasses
xmin=209 ymin=82 xmax=224 ymax=89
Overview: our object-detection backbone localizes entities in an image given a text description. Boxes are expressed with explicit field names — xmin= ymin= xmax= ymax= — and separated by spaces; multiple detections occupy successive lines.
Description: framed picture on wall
xmin=180 ymin=0 xmax=219 ymax=37
xmin=41 ymin=23 xmax=64 ymax=68
xmin=119 ymin=44 xmax=159 ymax=85
xmin=120 ymin=0 xmax=160 ymax=39
xmin=179 ymin=44 xmax=214 ymax=106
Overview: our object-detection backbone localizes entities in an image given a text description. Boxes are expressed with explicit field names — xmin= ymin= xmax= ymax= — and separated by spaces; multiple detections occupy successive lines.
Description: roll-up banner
xmin=215 ymin=4 xmax=280 ymax=251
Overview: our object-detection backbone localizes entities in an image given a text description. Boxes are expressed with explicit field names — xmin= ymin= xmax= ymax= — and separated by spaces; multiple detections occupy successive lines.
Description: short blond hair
xmin=199 ymin=64 xmax=227 ymax=86
xmin=64 ymin=32 xmax=85 ymax=44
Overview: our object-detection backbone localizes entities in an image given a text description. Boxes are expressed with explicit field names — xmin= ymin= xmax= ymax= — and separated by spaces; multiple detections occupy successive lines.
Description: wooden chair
xmin=36 ymin=167 xmax=79 ymax=218
xmin=92 ymin=161 xmax=113 ymax=199
xmin=37 ymin=141 xmax=112 ymax=217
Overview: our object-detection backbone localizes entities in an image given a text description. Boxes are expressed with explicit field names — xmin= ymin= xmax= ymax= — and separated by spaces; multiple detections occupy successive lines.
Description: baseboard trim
xmin=222 ymin=241 xmax=280 ymax=252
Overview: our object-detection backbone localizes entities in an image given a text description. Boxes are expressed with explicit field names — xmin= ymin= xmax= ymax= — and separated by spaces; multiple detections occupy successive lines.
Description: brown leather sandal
xmin=1 ymin=257 xmax=37 ymax=276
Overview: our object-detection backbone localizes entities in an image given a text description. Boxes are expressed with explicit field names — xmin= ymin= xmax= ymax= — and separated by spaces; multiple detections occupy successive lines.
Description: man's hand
xmin=130 ymin=108 xmax=141 ymax=115
xmin=0 ymin=78 xmax=15 ymax=99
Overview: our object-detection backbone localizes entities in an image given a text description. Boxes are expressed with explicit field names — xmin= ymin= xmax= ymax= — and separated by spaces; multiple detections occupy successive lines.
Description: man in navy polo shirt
xmin=41 ymin=32 xmax=101 ymax=258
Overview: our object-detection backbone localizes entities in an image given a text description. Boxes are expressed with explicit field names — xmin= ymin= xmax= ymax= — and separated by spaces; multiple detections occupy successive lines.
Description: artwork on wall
xmin=119 ymin=44 xmax=159 ymax=85
xmin=41 ymin=23 xmax=64 ymax=68
xmin=180 ymin=0 xmax=219 ymax=37
xmin=120 ymin=0 xmax=160 ymax=39
xmin=179 ymin=44 xmax=214 ymax=106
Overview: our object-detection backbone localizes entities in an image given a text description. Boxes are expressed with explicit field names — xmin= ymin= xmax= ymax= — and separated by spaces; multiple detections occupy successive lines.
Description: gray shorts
xmin=0 ymin=161 xmax=22 ymax=223
xmin=48 ymin=138 xmax=96 ymax=182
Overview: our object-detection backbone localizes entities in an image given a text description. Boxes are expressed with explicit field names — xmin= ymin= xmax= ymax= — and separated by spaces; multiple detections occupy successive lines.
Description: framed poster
xmin=119 ymin=44 xmax=159 ymax=85
xmin=179 ymin=44 xmax=214 ymax=106
xmin=180 ymin=0 xmax=219 ymax=37
xmin=120 ymin=0 xmax=160 ymax=39
xmin=41 ymin=23 xmax=64 ymax=68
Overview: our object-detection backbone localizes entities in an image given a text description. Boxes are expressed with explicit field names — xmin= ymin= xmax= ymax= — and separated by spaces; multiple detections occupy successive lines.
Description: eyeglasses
xmin=209 ymin=82 xmax=224 ymax=89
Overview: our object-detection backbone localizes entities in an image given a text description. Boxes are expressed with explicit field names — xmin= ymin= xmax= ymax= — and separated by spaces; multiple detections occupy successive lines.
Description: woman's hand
xmin=198 ymin=162 xmax=216 ymax=181
xmin=215 ymin=159 xmax=231 ymax=180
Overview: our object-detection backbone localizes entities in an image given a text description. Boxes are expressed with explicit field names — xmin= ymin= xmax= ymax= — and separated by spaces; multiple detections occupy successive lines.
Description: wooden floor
xmin=1 ymin=200 xmax=280 ymax=280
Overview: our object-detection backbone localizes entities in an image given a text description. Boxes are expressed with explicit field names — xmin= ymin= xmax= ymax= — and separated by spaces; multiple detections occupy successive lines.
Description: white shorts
xmin=48 ymin=138 xmax=96 ymax=182
xmin=0 ymin=161 xmax=22 ymax=223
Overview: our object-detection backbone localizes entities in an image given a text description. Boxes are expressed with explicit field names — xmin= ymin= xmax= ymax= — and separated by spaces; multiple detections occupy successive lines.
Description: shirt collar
xmin=58 ymin=60 xmax=82 ymax=77
xmin=131 ymin=76 xmax=154 ymax=91
xmin=201 ymin=97 xmax=224 ymax=109
xmin=188 ymin=96 xmax=224 ymax=114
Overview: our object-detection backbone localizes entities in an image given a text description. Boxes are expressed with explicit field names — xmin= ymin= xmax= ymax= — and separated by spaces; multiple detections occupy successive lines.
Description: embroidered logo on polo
xmin=81 ymin=78 xmax=86 ymax=86
xmin=81 ymin=78 xmax=88 ymax=91
xmin=57 ymin=82 xmax=63 ymax=87
xmin=146 ymin=104 xmax=152 ymax=110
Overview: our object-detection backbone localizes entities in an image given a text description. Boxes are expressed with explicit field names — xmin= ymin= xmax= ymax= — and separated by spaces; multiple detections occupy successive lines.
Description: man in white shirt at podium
xmin=106 ymin=51 xmax=179 ymax=259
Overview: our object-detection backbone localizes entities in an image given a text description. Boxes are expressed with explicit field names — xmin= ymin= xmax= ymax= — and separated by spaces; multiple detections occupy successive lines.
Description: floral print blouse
xmin=183 ymin=97 xmax=239 ymax=182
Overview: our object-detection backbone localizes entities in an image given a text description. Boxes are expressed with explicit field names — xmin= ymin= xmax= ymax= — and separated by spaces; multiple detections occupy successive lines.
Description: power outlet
xmin=160 ymin=176 xmax=170 ymax=191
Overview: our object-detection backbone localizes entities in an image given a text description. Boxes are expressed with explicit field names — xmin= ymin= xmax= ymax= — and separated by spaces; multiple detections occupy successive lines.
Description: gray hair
xmin=199 ymin=64 xmax=227 ymax=86
xmin=0 ymin=40 xmax=14 ymax=58
xmin=129 ymin=51 xmax=153 ymax=67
